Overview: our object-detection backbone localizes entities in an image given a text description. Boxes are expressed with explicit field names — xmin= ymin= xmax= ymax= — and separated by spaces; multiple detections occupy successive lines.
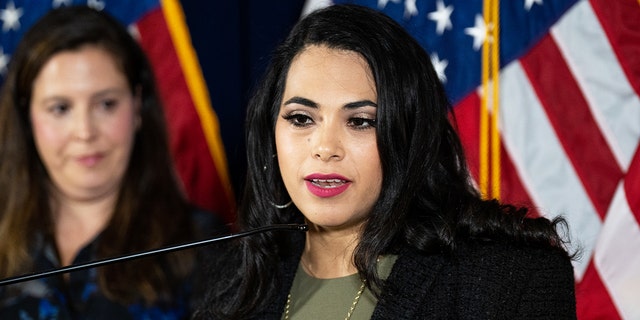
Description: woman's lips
xmin=76 ymin=154 xmax=103 ymax=167
xmin=304 ymin=174 xmax=351 ymax=198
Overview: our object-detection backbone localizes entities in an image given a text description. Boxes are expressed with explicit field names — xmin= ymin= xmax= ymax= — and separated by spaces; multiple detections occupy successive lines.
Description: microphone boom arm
xmin=0 ymin=223 xmax=308 ymax=286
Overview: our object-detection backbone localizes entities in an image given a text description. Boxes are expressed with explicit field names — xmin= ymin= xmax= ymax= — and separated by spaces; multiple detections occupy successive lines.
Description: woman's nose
xmin=311 ymin=124 xmax=344 ymax=161
xmin=73 ymin=108 xmax=97 ymax=141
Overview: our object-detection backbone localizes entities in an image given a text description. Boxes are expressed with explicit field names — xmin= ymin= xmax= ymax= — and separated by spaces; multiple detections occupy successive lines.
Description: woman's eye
xmin=348 ymin=117 xmax=376 ymax=129
xmin=99 ymin=99 xmax=118 ymax=111
xmin=283 ymin=113 xmax=313 ymax=127
xmin=48 ymin=103 xmax=69 ymax=116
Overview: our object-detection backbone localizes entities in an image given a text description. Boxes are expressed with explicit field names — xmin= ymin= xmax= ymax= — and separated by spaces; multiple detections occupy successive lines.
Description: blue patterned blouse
xmin=0 ymin=210 xmax=225 ymax=320
xmin=0 ymin=234 xmax=192 ymax=320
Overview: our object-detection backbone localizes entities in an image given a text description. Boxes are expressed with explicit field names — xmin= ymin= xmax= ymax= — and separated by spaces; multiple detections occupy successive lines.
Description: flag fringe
xmin=160 ymin=0 xmax=236 ymax=209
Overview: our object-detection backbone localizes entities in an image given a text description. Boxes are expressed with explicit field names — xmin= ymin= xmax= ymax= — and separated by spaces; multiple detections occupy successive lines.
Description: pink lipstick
xmin=304 ymin=173 xmax=351 ymax=198
xmin=76 ymin=153 xmax=103 ymax=167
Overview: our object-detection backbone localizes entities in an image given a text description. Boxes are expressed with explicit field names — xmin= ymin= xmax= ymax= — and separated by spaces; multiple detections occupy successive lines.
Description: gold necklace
xmin=283 ymin=279 xmax=367 ymax=320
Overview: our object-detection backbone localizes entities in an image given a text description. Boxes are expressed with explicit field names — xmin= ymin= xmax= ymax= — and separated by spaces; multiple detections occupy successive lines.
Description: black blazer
xmin=256 ymin=239 xmax=576 ymax=319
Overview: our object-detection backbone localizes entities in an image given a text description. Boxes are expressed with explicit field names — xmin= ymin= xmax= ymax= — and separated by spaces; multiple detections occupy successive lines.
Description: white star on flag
xmin=428 ymin=0 xmax=453 ymax=35
xmin=1 ymin=1 xmax=23 ymax=32
xmin=525 ymin=0 xmax=543 ymax=11
xmin=404 ymin=0 xmax=418 ymax=18
xmin=430 ymin=53 xmax=448 ymax=83
xmin=464 ymin=14 xmax=487 ymax=51
xmin=52 ymin=0 xmax=73 ymax=8
xmin=88 ymin=0 xmax=106 ymax=11
xmin=378 ymin=0 xmax=401 ymax=9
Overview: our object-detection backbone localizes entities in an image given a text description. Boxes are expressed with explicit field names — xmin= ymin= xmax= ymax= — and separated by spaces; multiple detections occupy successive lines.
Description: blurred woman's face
xmin=30 ymin=45 xmax=139 ymax=202
xmin=275 ymin=45 xmax=382 ymax=232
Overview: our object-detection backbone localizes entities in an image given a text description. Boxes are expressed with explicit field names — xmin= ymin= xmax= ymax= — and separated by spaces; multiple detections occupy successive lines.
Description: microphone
xmin=0 ymin=223 xmax=308 ymax=286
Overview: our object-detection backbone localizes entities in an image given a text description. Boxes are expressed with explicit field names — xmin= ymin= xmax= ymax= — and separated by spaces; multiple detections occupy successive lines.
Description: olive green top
xmin=283 ymin=255 xmax=398 ymax=320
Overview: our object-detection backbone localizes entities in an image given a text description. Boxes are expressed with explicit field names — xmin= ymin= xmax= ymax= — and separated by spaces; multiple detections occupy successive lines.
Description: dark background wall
xmin=181 ymin=1 xmax=307 ymax=197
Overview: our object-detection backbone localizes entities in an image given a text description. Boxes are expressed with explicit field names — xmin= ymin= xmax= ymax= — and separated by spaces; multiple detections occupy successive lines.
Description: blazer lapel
xmin=372 ymin=249 xmax=446 ymax=319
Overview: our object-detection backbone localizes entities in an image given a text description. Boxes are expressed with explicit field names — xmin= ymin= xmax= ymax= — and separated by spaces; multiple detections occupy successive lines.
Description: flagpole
xmin=480 ymin=0 xmax=491 ymax=199
xmin=480 ymin=0 xmax=501 ymax=200
xmin=490 ymin=0 xmax=501 ymax=200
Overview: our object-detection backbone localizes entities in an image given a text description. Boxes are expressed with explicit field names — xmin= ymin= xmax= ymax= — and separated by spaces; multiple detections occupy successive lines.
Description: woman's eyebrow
xmin=283 ymin=96 xmax=317 ymax=108
xmin=344 ymin=100 xmax=377 ymax=110
xmin=283 ymin=97 xmax=377 ymax=110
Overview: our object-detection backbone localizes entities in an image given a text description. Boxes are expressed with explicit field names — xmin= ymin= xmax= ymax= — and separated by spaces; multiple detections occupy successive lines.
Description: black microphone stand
xmin=0 ymin=224 xmax=308 ymax=286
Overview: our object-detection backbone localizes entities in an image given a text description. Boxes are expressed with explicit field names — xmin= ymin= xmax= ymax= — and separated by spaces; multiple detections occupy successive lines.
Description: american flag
xmin=0 ymin=0 xmax=236 ymax=224
xmin=302 ymin=0 xmax=639 ymax=318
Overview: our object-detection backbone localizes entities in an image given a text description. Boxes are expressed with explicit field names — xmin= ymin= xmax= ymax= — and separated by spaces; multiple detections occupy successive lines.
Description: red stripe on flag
xmin=576 ymin=259 xmax=622 ymax=320
xmin=499 ymin=143 xmax=540 ymax=217
xmin=452 ymin=93 xmax=539 ymax=217
xmin=624 ymin=149 xmax=640 ymax=224
xmin=451 ymin=93 xmax=480 ymax=181
xmin=590 ymin=0 xmax=640 ymax=97
xmin=519 ymin=35 xmax=623 ymax=219
xmin=135 ymin=9 xmax=234 ymax=222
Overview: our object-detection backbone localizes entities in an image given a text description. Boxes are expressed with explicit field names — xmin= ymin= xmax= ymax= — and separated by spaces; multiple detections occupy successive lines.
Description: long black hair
xmin=195 ymin=4 xmax=571 ymax=318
